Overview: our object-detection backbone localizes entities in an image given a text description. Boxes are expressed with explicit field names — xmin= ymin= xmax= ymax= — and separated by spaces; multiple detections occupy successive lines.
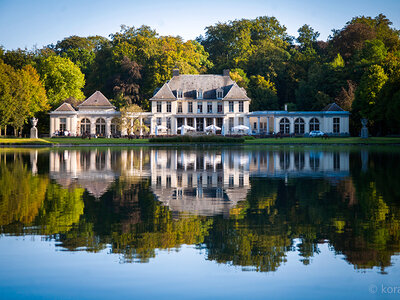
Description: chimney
xmin=223 ymin=69 xmax=230 ymax=77
xmin=284 ymin=104 xmax=288 ymax=111
xmin=172 ymin=68 xmax=179 ymax=77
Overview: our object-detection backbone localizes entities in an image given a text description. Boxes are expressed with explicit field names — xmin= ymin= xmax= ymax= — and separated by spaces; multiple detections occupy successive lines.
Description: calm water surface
xmin=0 ymin=146 xmax=399 ymax=299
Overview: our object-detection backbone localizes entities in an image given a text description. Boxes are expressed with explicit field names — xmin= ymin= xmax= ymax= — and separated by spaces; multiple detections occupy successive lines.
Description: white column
xmin=139 ymin=117 xmax=143 ymax=136
xmin=50 ymin=117 xmax=54 ymax=136
xmin=194 ymin=118 xmax=197 ymax=131
xmin=106 ymin=119 xmax=111 ymax=138
xmin=266 ymin=117 xmax=269 ymax=133
xmin=213 ymin=118 xmax=216 ymax=126
xmin=257 ymin=117 xmax=260 ymax=134
xmin=90 ymin=119 xmax=96 ymax=135
xmin=204 ymin=117 xmax=206 ymax=132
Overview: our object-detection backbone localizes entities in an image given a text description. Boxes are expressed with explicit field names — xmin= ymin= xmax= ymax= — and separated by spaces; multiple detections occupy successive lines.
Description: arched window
xmin=80 ymin=118 xmax=91 ymax=136
xmin=95 ymin=118 xmax=106 ymax=136
xmin=309 ymin=118 xmax=320 ymax=132
xmin=279 ymin=118 xmax=290 ymax=134
xmin=110 ymin=118 xmax=120 ymax=136
xmin=294 ymin=118 xmax=305 ymax=134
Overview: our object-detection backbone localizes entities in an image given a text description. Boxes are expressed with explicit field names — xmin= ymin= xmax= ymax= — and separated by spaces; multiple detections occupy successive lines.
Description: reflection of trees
xmin=1 ymin=149 xmax=400 ymax=274
xmin=0 ymin=157 xmax=48 ymax=227
xmin=35 ymin=183 xmax=85 ymax=234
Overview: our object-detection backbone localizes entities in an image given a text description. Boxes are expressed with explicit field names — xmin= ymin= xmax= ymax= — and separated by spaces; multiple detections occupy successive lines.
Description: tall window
xmin=239 ymin=101 xmax=244 ymax=112
xmin=59 ymin=118 xmax=66 ymax=132
xmin=187 ymin=118 xmax=193 ymax=127
xmin=178 ymin=102 xmax=182 ymax=113
xmin=294 ymin=118 xmax=305 ymax=134
xmin=188 ymin=102 xmax=193 ymax=113
xmin=111 ymin=118 xmax=120 ymax=136
xmin=166 ymin=102 xmax=171 ymax=113
xmin=333 ymin=118 xmax=340 ymax=133
xmin=207 ymin=102 xmax=212 ymax=113
xmin=279 ymin=118 xmax=290 ymax=134
xmin=177 ymin=89 xmax=183 ymax=98
xmin=156 ymin=117 xmax=162 ymax=125
xmin=309 ymin=118 xmax=320 ymax=131
xmin=229 ymin=117 xmax=234 ymax=132
xmin=229 ymin=101 xmax=234 ymax=112
xmin=197 ymin=102 xmax=203 ymax=113
xmin=217 ymin=118 xmax=223 ymax=129
xmin=80 ymin=118 xmax=90 ymax=135
xmin=217 ymin=102 xmax=223 ymax=113
xmin=95 ymin=118 xmax=106 ymax=136
xmin=238 ymin=117 xmax=244 ymax=125
xmin=157 ymin=101 xmax=162 ymax=113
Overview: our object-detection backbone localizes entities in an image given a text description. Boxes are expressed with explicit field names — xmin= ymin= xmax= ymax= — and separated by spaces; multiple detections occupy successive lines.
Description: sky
xmin=0 ymin=0 xmax=400 ymax=50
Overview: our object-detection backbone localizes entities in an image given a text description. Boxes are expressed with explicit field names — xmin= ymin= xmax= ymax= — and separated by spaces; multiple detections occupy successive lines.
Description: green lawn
xmin=0 ymin=138 xmax=52 ymax=145
xmin=245 ymin=137 xmax=400 ymax=144
xmin=44 ymin=137 xmax=149 ymax=144
xmin=1 ymin=136 xmax=400 ymax=146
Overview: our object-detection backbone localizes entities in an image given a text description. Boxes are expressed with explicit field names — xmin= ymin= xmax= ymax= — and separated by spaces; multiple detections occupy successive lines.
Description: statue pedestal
xmin=360 ymin=119 xmax=368 ymax=139
xmin=361 ymin=128 xmax=369 ymax=138
xmin=30 ymin=127 xmax=38 ymax=139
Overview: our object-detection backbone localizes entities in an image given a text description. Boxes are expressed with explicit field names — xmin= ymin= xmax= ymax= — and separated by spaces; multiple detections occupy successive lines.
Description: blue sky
xmin=0 ymin=0 xmax=399 ymax=50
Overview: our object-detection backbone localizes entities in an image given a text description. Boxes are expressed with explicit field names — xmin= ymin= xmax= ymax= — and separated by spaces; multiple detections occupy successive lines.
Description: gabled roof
xmin=152 ymin=83 xmax=175 ymax=99
xmin=223 ymin=83 xmax=250 ymax=100
xmin=150 ymin=74 xmax=249 ymax=101
xmin=54 ymin=103 xmax=76 ymax=112
xmin=322 ymin=103 xmax=344 ymax=112
xmin=79 ymin=91 xmax=114 ymax=107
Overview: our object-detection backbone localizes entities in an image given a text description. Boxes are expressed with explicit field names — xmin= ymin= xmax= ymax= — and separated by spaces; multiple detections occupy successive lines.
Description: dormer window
xmin=177 ymin=89 xmax=183 ymax=99
xmin=197 ymin=89 xmax=203 ymax=99
xmin=216 ymin=88 xmax=223 ymax=99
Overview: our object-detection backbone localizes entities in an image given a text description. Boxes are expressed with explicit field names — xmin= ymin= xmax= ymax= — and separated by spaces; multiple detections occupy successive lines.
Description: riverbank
xmin=1 ymin=136 xmax=400 ymax=147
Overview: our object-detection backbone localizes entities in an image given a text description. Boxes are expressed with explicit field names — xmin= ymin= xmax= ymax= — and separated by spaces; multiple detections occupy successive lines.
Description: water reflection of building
xmin=49 ymin=149 xmax=151 ymax=198
xmin=150 ymin=149 xmax=250 ymax=217
xmin=48 ymin=148 xmax=349 ymax=214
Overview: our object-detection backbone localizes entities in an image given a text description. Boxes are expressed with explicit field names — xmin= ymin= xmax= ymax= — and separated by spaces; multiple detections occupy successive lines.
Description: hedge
xmin=149 ymin=135 xmax=245 ymax=143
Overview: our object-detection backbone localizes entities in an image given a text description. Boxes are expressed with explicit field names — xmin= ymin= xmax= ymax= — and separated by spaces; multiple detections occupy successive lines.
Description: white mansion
xmin=49 ymin=69 xmax=350 ymax=137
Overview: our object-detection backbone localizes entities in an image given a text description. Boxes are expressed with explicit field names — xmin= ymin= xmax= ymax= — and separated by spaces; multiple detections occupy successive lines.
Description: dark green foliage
xmin=149 ymin=135 xmax=245 ymax=143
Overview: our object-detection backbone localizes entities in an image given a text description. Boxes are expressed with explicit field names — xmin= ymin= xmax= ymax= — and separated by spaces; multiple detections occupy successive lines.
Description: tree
xmin=36 ymin=55 xmax=85 ymax=108
xmin=229 ymin=68 xmax=249 ymax=89
xmin=248 ymin=75 xmax=279 ymax=111
xmin=330 ymin=23 xmax=376 ymax=61
xmin=0 ymin=62 xmax=17 ymax=135
xmin=10 ymin=65 xmax=49 ymax=136
xmin=352 ymin=64 xmax=388 ymax=133
xmin=119 ymin=104 xmax=147 ymax=136
xmin=112 ymin=56 xmax=142 ymax=107
xmin=335 ymin=80 xmax=356 ymax=111
xmin=297 ymin=24 xmax=320 ymax=50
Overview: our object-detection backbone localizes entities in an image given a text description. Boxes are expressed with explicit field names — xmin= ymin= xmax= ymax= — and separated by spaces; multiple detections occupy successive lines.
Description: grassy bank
xmin=1 ymin=136 xmax=400 ymax=146
xmin=0 ymin=138 xmax=52 ymax=145
xmin=245 ymin=137 xmax=400 ymax=145
xmin=44 ymin=137 xmax=149 ymax=144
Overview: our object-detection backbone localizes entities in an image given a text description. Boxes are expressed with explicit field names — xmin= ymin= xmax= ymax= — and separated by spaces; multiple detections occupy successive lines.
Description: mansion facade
xmin=49 ymin=69 xmax=350 ymax=137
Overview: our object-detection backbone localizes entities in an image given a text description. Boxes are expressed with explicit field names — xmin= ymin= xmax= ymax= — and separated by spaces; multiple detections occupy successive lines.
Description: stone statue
xmin=360 ymin=118 xmax=368 ymax=139
xmin=30 ymin=118 xmax=38 ymax=139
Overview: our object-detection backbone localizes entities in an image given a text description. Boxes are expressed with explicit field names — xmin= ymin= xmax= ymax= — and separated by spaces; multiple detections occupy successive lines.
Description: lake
xmin=0 ymin=146 xmax=399 ymax=299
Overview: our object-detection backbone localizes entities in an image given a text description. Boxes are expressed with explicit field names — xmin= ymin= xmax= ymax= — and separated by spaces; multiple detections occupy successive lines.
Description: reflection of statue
xmin=30 ymin=118 xmax=38 ymax=139
xmin=360 ymin=119 xmax=368 ymax=139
